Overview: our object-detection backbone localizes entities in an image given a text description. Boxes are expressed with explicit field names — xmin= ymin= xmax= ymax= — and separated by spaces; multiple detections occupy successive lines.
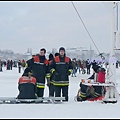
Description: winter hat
xmin=59 ymin=47 xmax=65 ymax=52
xmin=49 ymin=53 xmax=54 ymax=60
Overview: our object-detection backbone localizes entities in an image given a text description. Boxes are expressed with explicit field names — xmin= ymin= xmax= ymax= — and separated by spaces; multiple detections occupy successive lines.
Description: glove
xmin=50 ymin=68 xmax=59 ymax=76
xmin=68 ymin=69 xmax=72 ymax=76
xmin=46 ymin=73 xmax=51 ymax=79
xmin=50 ymin=68 xmax=55 ymax=75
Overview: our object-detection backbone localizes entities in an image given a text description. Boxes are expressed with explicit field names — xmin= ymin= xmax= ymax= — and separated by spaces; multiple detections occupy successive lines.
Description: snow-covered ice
xmin=0 ymin=66 xmax=120 ymax=119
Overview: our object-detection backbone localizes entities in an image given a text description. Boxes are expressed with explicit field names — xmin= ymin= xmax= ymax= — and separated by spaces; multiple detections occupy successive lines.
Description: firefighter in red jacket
xmin=49 ymin=47 xmax=73 ymax=101
xmin=26 ymin=48 xmax=50 ymax=98
xmin=17 ymin=67 xmax=37 ymax=99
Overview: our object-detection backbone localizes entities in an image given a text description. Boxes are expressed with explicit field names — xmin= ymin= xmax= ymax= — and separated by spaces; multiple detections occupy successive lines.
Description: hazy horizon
xmin=0 ymin=1 xmax=119 ymax=54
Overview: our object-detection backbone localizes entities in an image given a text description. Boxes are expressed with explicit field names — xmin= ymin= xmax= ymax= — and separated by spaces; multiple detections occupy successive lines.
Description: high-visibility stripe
xmin=78 ymin=89 xmax=87 ymax=98
xmin=25 ymin=63 xmax=28 ymax=68
xmin=68 ymin=69 xmax=72 ymax=73
xmin=53 ymin=83 xmax=69 ymax=86
xmin=46 ymin=76 xmax=50 ymax=78
xmin=36 ymin=82 xmax=45 ymax=88
xmin=50 ymin=81 xmax=54 ymax=84
xmin=46 ymin=73 xmax=51 ymax=78
xmin=50 ymin=68 xmax=55 ymax=74
xmin=80 ymin=94 xmax=86 ymax=98
xmin=79 ymin=91 xmax=87 ymax=98
xmin=34 ymin=62 xmax=44 ymax=65
xmin=52 ymin=81 xmax=69 ymax=86
xmin=52 ymin=80 xmax=69 ymax=83
xmin=37 ymin=82 xmax=45 ymax=86
xmin=93 ymin=92 xmax=101 ymax=97
xmin=56 ymin=62 xmax=66 ymax=65
xmin=36 ymin=85 xmax=45 ymax=88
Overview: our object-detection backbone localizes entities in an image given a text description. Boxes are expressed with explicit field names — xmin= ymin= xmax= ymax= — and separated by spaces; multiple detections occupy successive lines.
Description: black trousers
xmin=54 ymin=86 xmax=69 ymax=101
xmin=49 ymin=84 xmax=55 ymax=97
xmin=36 ymin=88 xmax=44 ymax=97
xmin=87 ymin=67 xmax=90 ymax=74
xmin=0 ymin=67 xmax=2 ymax=71
xmin=18 ymin=67 xmax=21 ymax=73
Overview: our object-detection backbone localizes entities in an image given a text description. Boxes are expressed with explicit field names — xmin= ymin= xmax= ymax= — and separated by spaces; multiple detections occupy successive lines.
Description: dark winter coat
xmin=17 ymin=76 xmax=37 ymax=99
xmin=26 ymin=55 xmax=50 ymax=88
xmin=49 ymin=55 xmax=73 ymax=86
xmin=86 ymin=60 xmax=91 ymax=69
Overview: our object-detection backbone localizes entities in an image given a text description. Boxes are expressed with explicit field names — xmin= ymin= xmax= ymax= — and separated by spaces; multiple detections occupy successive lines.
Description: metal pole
xmin=116 ymin=3 xmax=118 ymax=31
xmin=108 ymin=2 xmax=116 ymax=84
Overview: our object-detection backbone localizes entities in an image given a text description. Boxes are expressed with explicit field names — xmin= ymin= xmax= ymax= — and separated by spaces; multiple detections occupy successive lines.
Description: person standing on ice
xmin=26 ymin=48 xmax=50 ymax=98
xmin=47 ymin=52 xmax=59 ymax=97
xmin=47 ymin=53 xmax=55 ymax=97
xmin=10 ymin=60 xmax=13 ymax=70
xmin=91 ymin=60 xmax=97 ymax=68
xmin=76 ymin=59 xmax=81 ymax=74
xmin=49 ymin=47 xmax=73 ymax=101
xmin=0 ymin=59 xmax=3 ymax=72
xmin=18 ymin=60 xmax=22 ymax=73
xmin=71 ymin=58 xmax=77 ymax=77
xmin=86 ymin=59 xmax=91 ymax=74
xmin=17 ymin=67 xmax=37 ymax=99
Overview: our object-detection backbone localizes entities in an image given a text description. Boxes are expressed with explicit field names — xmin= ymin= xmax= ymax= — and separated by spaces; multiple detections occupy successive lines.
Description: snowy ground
xmin=0 ymin=66 xmax=120 ymax=119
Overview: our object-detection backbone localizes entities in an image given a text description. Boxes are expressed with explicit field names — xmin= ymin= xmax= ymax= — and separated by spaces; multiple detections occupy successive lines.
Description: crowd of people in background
xmin=0 ymin=59 xmax=27 ymax=72
xmin=71 ymin=58 xmax=120 ymax=77
xmin=0 ymin=54 xmax=120 ymax=74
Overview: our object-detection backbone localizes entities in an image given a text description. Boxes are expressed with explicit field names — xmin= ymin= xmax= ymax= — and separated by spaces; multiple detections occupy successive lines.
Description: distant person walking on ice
xmin=71 ymin=58 xmax=77 ymax=77
xmin=18 ymin=60 xmax=22 ymax=73
xmin=0 ymin=59 xmax=3 ymax=72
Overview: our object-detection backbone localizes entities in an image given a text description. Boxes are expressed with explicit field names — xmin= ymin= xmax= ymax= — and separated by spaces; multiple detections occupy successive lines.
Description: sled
xmin=81 ymin=81 xmax=117 ymax=87
xmin=0 ymin=96 xmax=65 ymax=104
xmin=77 ymin=80 xmax=119 ymax=103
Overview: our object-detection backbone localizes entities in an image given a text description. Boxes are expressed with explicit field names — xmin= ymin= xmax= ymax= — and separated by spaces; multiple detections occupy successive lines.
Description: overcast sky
xmin=0 ymin=1 xmax=119 ymax=54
